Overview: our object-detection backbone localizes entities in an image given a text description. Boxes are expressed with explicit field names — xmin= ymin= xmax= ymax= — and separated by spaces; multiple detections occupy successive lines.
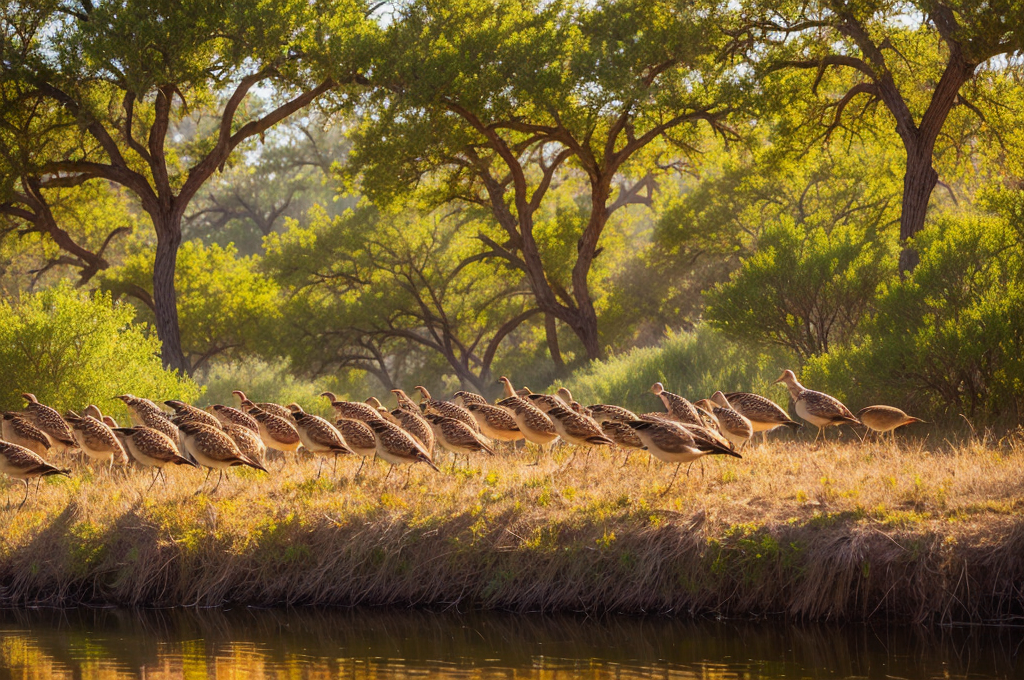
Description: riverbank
xmin=1 ymin=432 xmax=1022 ymax=622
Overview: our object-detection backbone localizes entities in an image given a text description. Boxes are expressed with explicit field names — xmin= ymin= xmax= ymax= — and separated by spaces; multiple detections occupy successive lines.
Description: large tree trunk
xmin=898 ymin=149 xmax=939 ymax=274
xmin=152 ymin=220 xmax=188 ymax=375
xmin=545 ymin=313 xmax=566 ymax=374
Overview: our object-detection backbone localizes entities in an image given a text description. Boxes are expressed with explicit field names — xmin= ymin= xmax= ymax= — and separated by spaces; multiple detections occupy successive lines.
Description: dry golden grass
xmin=1 ymin=429 xmax=1023 ymax=622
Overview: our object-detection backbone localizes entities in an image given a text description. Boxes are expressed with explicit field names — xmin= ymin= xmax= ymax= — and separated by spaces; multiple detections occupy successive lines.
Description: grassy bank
xmin=1 ymin=432 xmax=1023 ymax=622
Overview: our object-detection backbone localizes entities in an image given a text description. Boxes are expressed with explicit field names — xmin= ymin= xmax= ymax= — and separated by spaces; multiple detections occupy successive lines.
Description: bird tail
xmin=708 ymin=448 xmax=743 ymax=459
xmin=783 ymin=420 xmax=802 ymax=431
xmin=173 ymin=456 xmax=201 ymax=468
xmin=587 ymin=435 xmax=616 ymax=447
xmin=242 ymin=456 xmax=268 ymax=473
xmin=421 ymin=455 xmax=440 ymax=471
xmin=838 ymin=415 xmax=861 ymax=426
xmin=37 ymin=465 xmax=71 ymax=477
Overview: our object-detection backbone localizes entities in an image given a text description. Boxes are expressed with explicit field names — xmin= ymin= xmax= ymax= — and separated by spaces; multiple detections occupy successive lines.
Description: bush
xmin=804 ymin=204 xmax=1024 ymax=422
xmin=705 ymin=217 xmax=897 ymax=360
xmin=557 ymin=324 xmax=795 ymax=413
xmin=200 ymin=358 xmax=337 ymax=417
xmin=0 ymin=283 xmax=199 ymax=420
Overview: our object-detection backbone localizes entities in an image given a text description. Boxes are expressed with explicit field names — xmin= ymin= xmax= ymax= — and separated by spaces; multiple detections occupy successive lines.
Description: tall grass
xmin=1 ymin=432 xmax=1022 ymax=622
xmin=558 ymin=325 xmax=796 ymax=412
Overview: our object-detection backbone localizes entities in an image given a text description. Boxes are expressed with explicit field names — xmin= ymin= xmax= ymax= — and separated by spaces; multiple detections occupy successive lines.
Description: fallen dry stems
xmin=1 ymin=432 xmax=1023 ymax=622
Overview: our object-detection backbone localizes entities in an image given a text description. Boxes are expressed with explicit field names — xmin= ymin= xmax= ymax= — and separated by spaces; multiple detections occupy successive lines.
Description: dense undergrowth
xmin=1 ymin=433 xmax=1022 ymax=623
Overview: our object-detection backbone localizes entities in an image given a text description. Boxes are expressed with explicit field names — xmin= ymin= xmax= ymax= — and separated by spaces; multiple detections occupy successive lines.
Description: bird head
xmin=650 ymin=382 xmax=664 ymax=396
xmin=774 ymin=370 xmax=798 ymax=386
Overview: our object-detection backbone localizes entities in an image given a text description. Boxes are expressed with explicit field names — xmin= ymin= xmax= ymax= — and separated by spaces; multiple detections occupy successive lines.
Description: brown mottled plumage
xmin=857 ymin=405 xmax=923 ymax=438
xmin=0 ymin=440 xmax=70 ymax=508
xmin=288 ymin=406 xmax=355 ymax=457
xmin=466 ymin=403 xmax=523 ymax=442
xmin=242 ymin=401 xmax=301 ymax=452
xmin=233 ymin=391 xmax=292 ymax=419
xmin=546 ymin=406 xmax=614 ymax=447
xmin=112 ymin=427 xmax=196 ymax=469
xmin=365 ymin=418 xmax=439 ymax=470
xmin=649 ymin=383 xmax=702 ymax=426
xmin=165 ymin=400 xmax=223 ymax=430
xmin=209 ymin=404 xmax=260 ymax=433
xmin=723 ymin=391 xmax=801 ymax=442
xmin=2 ymin=413 xmax=53 ymax=457
xmin=708 ymin=392 xmax=754 ymax=449
xmin=324 ymin=395 xmax=386 ymax=423
xmin=775 ymin=370 xmax=860 ymax=440
xmin=415 ymin=386 xmax=481 ymax=432
xmin=223 ymin=424 xmax=268 ymax=464
xmin=425 ymin=414 xmax=495 ymax=456
xmin=388 ymin=408 xmax=435 ymax=453
xmin=116 ymin=395 xmax=179 ymax=442
xmin=335 ymin=418 xmax=377 ymax=456
xmin=587 ymin=404 xmax=640 ymax=423
xmin=625 ymin=420 xmax=740 ymax=462
xmin=453 ymin=391 xmax=488 ymax=408
xmin=178 ymin=421 xmax=267 ymax=472
xmin=600 ymin=420 xmax=644 ymax=449
xmin=526 ymin=392 xmax=569 ymax=413
xmin=20 ymin=393 xmax=76 ymax=451
xmin=65 ymin=413 xmax=129 ymax=467
xmin=495 ymin=391 xmax=559 ymax=446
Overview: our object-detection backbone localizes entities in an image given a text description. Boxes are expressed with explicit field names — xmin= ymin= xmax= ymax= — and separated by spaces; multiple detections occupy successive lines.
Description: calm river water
xmin=0 ymin=607 xmax=1020 ymax=679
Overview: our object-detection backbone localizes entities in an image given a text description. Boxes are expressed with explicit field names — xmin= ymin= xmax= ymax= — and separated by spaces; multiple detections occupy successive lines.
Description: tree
xmin=731 ymin=0 xmax=1024 ymax=272
xmin=348 ymin=0 xmax=737 ymax=360
xmin=102 ymin=240 xmax=281 ymax=375
xmin=0 ymin=0 xmax=372 ymax=373
xmin=264 ymin=204 xmax=539 ymax=392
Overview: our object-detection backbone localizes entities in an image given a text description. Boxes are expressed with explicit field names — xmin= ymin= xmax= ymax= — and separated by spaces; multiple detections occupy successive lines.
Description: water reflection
xmin=0 ymin=607 xmax=1020 ymax=679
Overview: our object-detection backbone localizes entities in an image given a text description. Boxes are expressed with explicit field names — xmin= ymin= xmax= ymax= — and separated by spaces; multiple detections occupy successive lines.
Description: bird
xmin=424 ymin=414 xmax=495 ymax=462
xmin=453 ymin=390 xmax=488 ymax=408
xmin=65 ymin=412 xmax=129 ymax=471
xmin=2 ymin=412 xmax=54 ymax=457
xmin=857 ymin=406 xmax=924 ymax=441
xmin=545 ymin=406 xmax=615 ymax=447
xmin=650 ymin=383 xmax=702 ymax=426
xmin=722 ymin=391 xmax=801 ymax=444
xmin=165 ymin=400 xmax=223 ymax=430
xmin=0 ymin=440 xmax=70 ymax=509
xmin=599 ymin=420 xmax=644 ymax=450
xmin=626 ymin=419 xmax=742 ymax=492
xmin=116 ymin=394 xmax=180 ymax=443
xmin=386 ymin=405 xmax=435 ymax=453
xmin=177 ymin=421 xmax=267 ymax=492
xmin=19 ymin=393 xmax=76 ymax=454
xmin=364 ymin=417 xmax=439 ymax=475
xmin=233 ymin=391 xmax=292 ymax=419
xmin=708 ymin=392 xmax=754 ymax=450
xmin=223 ymin=424 xmax=268 ymax=467
xmin=391 ymin=388 xmax=421 ymax=413
xmin=465 ymin=403 xmax=523 ymax=442
xmin=287 ymin=404 xmax=356 ymax=476
xmin=414 ymin=386 xmax=481 ymax=432
xmin=775 ymin=370 xmax=860 ymax=441
xmin=242 ymin=401 xmax=302 ymax=453
xmin=587 ymin=404 xmax=640 ymax=423
xmin=321 ymin=394 xmax=386 ymax=423
xmin=496 ymin=377 xmax=559 ymax=448
xmin=112 ymin=426 xmax=198 ymax=489
xmin=334 ymin=418 xmax=378 ymax=457
xmin=364 ymin=397 xmax=390 ymax=416
xmin=556 ymin=387 xmax=591 ymax=416
xmin=208 ymin=404 xmax=260 ymax=433
xmin=525 ymin=391 xmax=569 ymax=413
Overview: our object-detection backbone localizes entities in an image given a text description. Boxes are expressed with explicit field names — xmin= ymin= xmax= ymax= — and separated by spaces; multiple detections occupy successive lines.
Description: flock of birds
xmin=0 ymin=370 xmax=923 ymax=508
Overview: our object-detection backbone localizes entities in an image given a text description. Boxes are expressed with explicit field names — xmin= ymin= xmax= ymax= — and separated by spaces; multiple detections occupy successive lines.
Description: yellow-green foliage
xmin=558 ymin=324 xmax=794 ymax=412
xmin=0 ymin=283 xmax=199 ymax=419
xmin=1 ymin=433 xmax=1022 ymax=621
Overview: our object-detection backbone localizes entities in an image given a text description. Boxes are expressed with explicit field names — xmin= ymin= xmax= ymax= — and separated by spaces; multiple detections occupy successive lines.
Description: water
xmin=0 ymin=607 xmax=1021 ymax=679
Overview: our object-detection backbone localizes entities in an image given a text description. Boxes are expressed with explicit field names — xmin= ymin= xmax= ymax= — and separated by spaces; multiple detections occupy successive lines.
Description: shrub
xmin=200 ymin=358 xmax=335 ymax=416
xmin=804 ymin=204 xmax=1024 ymax=422
xmin=0 ymin=283 xmax=199 ymax=419
xmin=558 ymin=324 xmax=795 ymax=412
xmin=705 ymin=218 xmax=897 ymax=360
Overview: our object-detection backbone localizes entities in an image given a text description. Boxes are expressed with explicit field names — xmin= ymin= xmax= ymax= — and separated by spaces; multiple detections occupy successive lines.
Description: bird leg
xmin=354 ymin=456 xmax=367 ymax=478
xmin=661 ymin=463 xmax=683 ymax=496
xmin=17 ymin=480 xmax=30 ymax=511
xmin=211 ymin=470 xmax=225 ymax=494
xmin=620 ymin=450 xmax=632 ymax=467
xmin=332 ymin=454 xmax=340 ymax=478
xmin=316 ymin=457 xmax=325 ymax=480
xmin=195 ymin=468 xmax=214 ymax=495
xmin=146 ymin=468 xmax=161 ymax=493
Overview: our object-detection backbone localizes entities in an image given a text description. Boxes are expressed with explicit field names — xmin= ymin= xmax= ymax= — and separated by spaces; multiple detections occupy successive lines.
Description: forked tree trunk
xmin=151 ymin=220 xmax=188 ymax=375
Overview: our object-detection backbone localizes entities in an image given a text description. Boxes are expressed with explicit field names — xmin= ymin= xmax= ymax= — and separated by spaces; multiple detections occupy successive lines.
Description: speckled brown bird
xmin=587 ymin=404 xmax=640 ymax=424
xmin=650 ymin=383 xmax=702 ymax=426
xmin=2 ymin=412 xmax=53 ymax=457
xmin=112 ymin=426 xmax=199 ymax=488
xmin=242 ymin=401 xmax=302 ymax=453
xmin=453 ymin=391 xmax=488 ymax=408
xmin=288 ymin=404 xmax=356 ymax=475
xmin=233 ymin=391 xmax=293 ymax=419
xmin=334 ymin=418 xmax=378 ymax=457
xmin=116 ymin=394 xmax=180 ymax=442
xmin=223 ymin=423 xmax=268 ymax=465
xmin=495 ymin=378 xmax=559 ymax=448
xmin=857 ymin=405 xmax=924 ymax=441
xmin=415 ymin=386 xmax=481 ymax=432
xmin=365 ymin=417 xmax=439 ymax=471
xmin=425 ymin=414 xmax=495 ymax=457
xmin=322 ymin=394 xmax=386 ymax=423
xmin=525 ymin=391 xmax=569 ymax=413
xmin=208 ymin=404 xmax=260 ymax=433
xmin=708 ymin=392 xmax=754 ymax=450
xmin=391 ymin=389 xmax=421 ymax=413
xmin=625 ymin=419 xmax=741 ymax=492
xmin=545 ymin=406 xmax=615 ymax=447
xmin=556 ymin=387 xmax=592 ymax=417
xmin=0 ymin=440 xmax=70 ymax=508
xmin=387 ymin=407 xmax=435 ymax=453
xmin=775 ymin=370 xmax=860 ymax=441
xmin=165 ymin=400 xmax=223 ymax=430
xmin=65 ymin=413 xmax=129 ymax=470
xmin=600 ymin=420 xmax=644 ymax=449
xmin=723 ymin=391 xmax=801 ymax=443
xmin=178 ymin=421 xmax=267 ymax=492
xmin=20 ymin=393 xmax=76 ymax=453
xmin=466 ymin=403 xmax=523 ymax=442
